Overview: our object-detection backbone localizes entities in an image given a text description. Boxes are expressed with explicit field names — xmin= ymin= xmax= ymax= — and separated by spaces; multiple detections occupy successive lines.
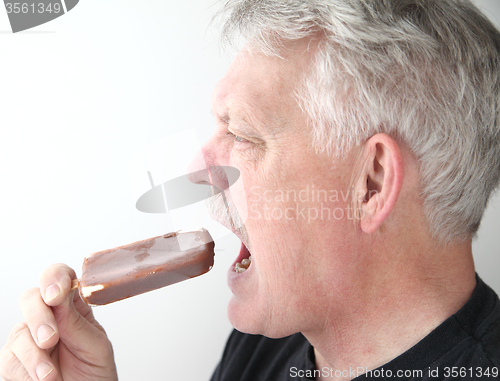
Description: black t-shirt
xmin=211 ymin=275 xmax=500 ymax=380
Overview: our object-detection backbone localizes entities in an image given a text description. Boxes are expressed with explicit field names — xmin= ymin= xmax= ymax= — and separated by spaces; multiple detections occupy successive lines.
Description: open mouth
xmin=234 ymin=242 xmax=252 ymax=273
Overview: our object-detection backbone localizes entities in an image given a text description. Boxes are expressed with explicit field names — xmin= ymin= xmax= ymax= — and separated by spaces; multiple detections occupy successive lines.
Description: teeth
xmin=234 ymin=255 xmax=252 ymax=273
xmin=235 ymin=265 xmax=246 ymax=273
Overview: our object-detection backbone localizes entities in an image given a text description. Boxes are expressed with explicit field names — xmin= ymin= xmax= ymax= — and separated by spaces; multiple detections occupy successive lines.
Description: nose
xmin=187 ymin=145 xmax=213 ymax=187
xmin=187 ymin=141 xmax=239 ymax=195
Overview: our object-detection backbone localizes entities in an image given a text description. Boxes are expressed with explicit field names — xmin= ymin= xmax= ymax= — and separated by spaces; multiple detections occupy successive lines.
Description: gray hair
xmin=215 ymin=0 xmax=500 ymax=244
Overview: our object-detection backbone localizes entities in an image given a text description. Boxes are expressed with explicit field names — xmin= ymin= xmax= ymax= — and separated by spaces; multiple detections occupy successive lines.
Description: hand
xmin=0 ymin=264 xmax=118 ymax=381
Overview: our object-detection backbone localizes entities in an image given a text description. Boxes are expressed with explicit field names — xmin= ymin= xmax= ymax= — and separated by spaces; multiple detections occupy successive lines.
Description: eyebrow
xmin=210 ymin=106 xmax=241 ymax=126
xmin=210 ymin=104 xmax=229 ymax=120
xmin=211 ymin=92 xmax=268 ymax=134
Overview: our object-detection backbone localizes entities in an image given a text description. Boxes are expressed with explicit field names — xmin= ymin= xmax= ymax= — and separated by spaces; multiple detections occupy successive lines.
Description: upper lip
xmin=213 ymin=215 xmax=248 ymax=247
xmin=227 ymin=223 xmax=245 ymax=244
xmin=205 ymin=191 xmax=249 ymax=247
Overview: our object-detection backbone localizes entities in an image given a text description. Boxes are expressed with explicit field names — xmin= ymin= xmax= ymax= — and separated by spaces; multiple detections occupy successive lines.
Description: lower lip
xmin=227 ymin=242 xmax=252 ymax=288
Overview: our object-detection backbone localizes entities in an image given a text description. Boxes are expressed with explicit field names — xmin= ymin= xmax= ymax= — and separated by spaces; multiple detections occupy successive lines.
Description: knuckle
xmin=0 ymin=344 xmax=13 ymax=377
xmin=8 ymin=322 xmax=40 ymax=360
xmin=5 ymin=360 xmax=26 ymax=380
xmin=93 ymin=337 xmax=114 ymax=360
xmin=8 ymin=323 xmax=28 ymax=345
xmin=0 ymin=344 xmax=26 ymax=381
xmin=18 ymin=288 xmax=39 ymax=307
xmin=40 ymin=263 xmax=75 ymax=283
xmin=18 ymin=289 xmax=52 ymax=326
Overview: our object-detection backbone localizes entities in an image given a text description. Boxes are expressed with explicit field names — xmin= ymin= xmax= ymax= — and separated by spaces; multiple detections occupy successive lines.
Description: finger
xmin=7 ymin=322 xmax=57 ymax=381
xmin=19 ymin=288 xmax=59 ymax=350
xmin=0 ymin=342 xmax=31 ymax=381
xmin=52 ymin=294 xmax=114 ymax=366
xmin=71 ymin=288 xmax=102 ymax=330
xmin=39 ymin=264 xmax=113 ymax=368
xmin=39 ymin=263 xmax=76 ymax=307
xmin=39 ymin=263 xmax=97 ymax=326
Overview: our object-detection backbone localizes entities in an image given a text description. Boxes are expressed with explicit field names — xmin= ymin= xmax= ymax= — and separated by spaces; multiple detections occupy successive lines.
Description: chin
xmin=227 ymin=297 xmax=298 ymax=339
xmin=227 ymin=297 xmax=261 ymax=334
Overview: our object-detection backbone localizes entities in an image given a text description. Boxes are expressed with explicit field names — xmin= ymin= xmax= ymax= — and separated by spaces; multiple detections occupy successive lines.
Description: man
xmin=1 ymin=0 xmax=499 ymax=380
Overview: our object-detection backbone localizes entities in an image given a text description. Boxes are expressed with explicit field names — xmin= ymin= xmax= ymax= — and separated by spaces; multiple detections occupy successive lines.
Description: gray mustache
xmin=206 ymin=191 xmax=249 ymax=247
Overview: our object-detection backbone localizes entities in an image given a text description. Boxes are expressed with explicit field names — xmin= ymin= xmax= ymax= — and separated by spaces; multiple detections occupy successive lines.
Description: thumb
xmin=41 ymin=265 xmax=111 ymax=363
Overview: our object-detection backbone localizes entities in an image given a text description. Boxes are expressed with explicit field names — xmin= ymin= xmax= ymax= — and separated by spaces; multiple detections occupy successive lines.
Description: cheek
xmin=244 ymin=176 xmax=355 ymax=276
xmin=228 ymin=176 xmax=249 ymax=226
xmin=245 ymin=185 xmax=313 ymax=276
xmin=227 ymin=149 xmax=263 ymax=214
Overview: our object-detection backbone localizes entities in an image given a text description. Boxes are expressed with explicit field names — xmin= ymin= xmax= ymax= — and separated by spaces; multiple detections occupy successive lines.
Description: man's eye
xmin=228 ymin=130 xmax=248 ymax=143
xmin=234 ymin=135 xmax=247 ymax=143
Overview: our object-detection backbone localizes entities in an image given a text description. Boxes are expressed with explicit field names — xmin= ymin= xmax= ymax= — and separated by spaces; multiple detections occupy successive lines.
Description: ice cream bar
xmin=73 ymin=229 xmax=215 ymax=306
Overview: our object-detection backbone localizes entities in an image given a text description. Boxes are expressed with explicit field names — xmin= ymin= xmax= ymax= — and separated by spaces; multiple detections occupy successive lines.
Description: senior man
xmin=1 ymin=0 xmax=500 ymax=380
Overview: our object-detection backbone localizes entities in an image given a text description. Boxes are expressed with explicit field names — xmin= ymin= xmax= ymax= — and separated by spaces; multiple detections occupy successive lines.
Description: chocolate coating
xmin=79 ymin=229 xmax=215 ymax=306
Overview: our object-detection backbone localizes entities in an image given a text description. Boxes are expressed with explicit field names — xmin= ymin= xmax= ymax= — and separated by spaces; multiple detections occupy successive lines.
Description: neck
xmin=303 ymin=240 xmax=476 ymax=381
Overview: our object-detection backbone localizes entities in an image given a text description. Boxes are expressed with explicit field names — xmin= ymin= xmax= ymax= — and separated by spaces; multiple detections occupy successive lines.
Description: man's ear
xmin=354 ymin=133 xmax=404 ymax=234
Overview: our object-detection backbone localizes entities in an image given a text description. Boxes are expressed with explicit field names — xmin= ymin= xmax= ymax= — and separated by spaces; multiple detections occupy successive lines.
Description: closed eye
xmin=234 ymin=134 xmax=247 ymax=143
xmin=227 ymin=130 xmax=249 ymax=144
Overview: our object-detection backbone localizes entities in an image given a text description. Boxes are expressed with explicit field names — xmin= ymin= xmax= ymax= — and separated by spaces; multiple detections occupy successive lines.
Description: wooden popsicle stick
xmin=71 ymin=279 xmax=80 ymax=291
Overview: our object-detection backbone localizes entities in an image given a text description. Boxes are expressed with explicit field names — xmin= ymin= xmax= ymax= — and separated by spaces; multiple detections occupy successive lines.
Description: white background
xmin=0 ymin=1 xmax=499 ymax=380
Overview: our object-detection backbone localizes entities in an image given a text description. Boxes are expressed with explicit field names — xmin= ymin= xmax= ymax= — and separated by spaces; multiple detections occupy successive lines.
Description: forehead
xmin=211 ymin=40 xmax=316 ymax=130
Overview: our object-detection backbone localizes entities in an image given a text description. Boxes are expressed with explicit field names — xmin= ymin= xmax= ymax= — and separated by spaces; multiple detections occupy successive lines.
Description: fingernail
xmin=44 ymin=283 xmax=60 ymax=302
xmin=36 ymin=362 xmax=54 ymax=380
xmin=37 ymin=324 xmax=55 ymax=344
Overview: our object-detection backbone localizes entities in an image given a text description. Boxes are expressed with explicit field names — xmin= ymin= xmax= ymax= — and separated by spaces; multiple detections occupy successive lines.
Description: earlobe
xmin=357 ymin=134 xmax=404 ymax=235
